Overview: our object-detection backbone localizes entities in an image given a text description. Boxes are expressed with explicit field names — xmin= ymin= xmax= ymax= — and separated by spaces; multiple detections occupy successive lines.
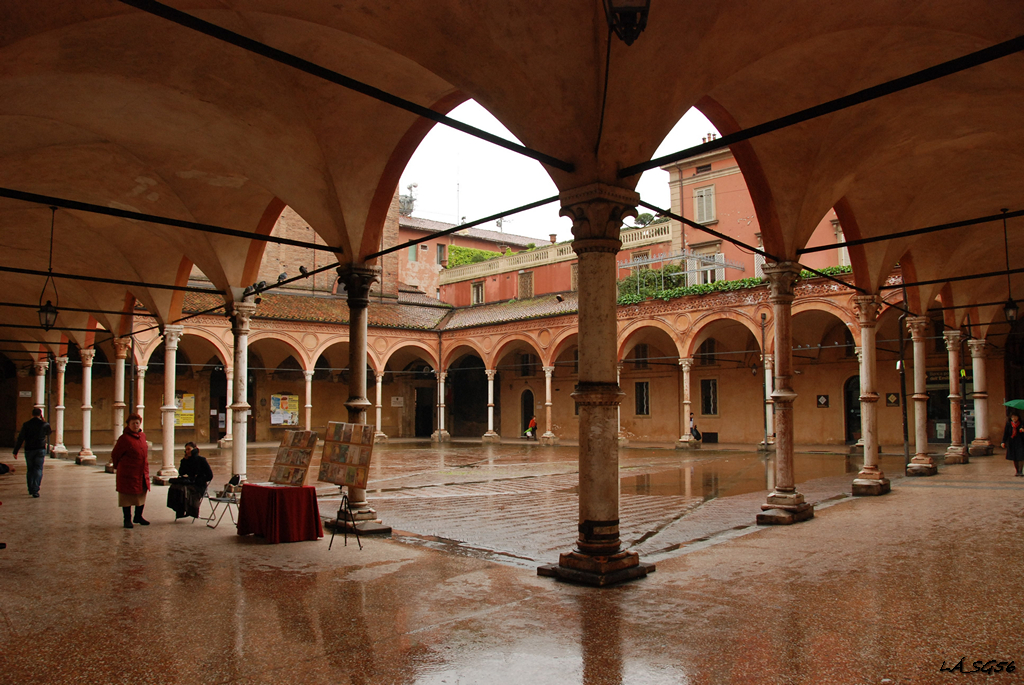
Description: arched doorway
xmin=449 ymin=354 xmax=487 ymax=437
xmin=844 ymin=375 xmax=861 ymax=444
xmin=521 ymin=389 xmax=534 ymax=435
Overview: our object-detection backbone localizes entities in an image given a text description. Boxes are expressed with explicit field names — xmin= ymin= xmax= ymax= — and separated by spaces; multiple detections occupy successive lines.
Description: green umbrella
xmin=1004 ymin=400 xmax=1024 ymax=410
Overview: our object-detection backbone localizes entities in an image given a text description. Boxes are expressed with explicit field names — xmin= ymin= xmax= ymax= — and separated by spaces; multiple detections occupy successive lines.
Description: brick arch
xmin=683 ymin=309 xmax=764 ymax=358
xmin=547 ymin=330 xmax=579 ymax=368
xmin=241 ymin=197 xmax=288 ymax=289
xmin=381 ymin=341 xmax=439 ymax=371
xmin=179 ymin=327 xmax=232 ymax=368
xmin=489 ymin=334 xmax=543 ymax=370
xmin=248 ymin=331 xmax=311 ymax=371
xmin=617 ymin=319 xmax=684 ymax=361
xmin=792 ymin=299 xmax=858 ymax=346
xmin=442 ymin=341 xmax=487 ymax=371
xmin=311 ymin=338 xmax=381 ymax=375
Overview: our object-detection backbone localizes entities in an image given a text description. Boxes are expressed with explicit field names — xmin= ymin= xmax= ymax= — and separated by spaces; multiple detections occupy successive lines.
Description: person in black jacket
xmin=1001 ymin=413 xmax=1024 ymax=476
xmin=167 ymin=442 xmax=214 ymax=518
xmin=13 ymin=408 xmax=50 ymax=498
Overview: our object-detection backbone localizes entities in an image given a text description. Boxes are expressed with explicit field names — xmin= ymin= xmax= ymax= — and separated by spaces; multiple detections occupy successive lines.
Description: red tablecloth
xmin=236 ymin=484 xmax=323 ymax=543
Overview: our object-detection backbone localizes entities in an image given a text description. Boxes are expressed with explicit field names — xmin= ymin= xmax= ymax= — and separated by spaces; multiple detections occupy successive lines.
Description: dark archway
xmin=521 ymin=389 xmax=535 ymax=435
xmin=0 ymin=354 xmax=18 ymax=446
xmin=449 ymin=354 xmax=487 ymax=437
xmin=844 ymin=375 xmax=861 ymax=444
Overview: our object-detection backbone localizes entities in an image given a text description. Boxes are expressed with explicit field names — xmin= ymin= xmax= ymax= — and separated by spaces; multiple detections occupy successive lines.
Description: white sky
xmin=399 ymin=102 xmax=719 ymax=244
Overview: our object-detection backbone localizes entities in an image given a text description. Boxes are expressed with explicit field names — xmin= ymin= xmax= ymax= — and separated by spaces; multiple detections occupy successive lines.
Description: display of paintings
xmin=268 ymin=430 xmax=318 ymax=486
xmin=318 ymin=421 xmax=375 ymax=489
xmin=270 ymin=394 xmax=300 ymax=426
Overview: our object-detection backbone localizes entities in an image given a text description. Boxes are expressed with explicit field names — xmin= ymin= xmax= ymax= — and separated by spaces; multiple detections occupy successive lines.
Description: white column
xmin=944 ymin=330 xmax=968 ymax=463
xmin=433 ymin=371 xmax=450 ymax=442
xmin=52 ymin=357 xmax=68 ymax=457
xmin=968 ymin=338 xmax=993 ymax=455
xmin=852 ymin=296 xmax=890 ymax=495
xmin=32 ymin=360 xmax=47 ymax=411
xmin=218 ymin=366 xmax=233 ymax=448
xmin=111 ymin=338 xmax=130 ymax=442
xmin=763 ymin=354 xmax=775 ymax=445
xmin=374 ymin=372 xmax=388 ymax=443
xmin=230 ymin=300 xmax=257 ymax=482
xmin=76 ymin=349 xmax=96 ymax=465
xmin=135 ymin=366 xmax=147 ymax=427
xmin=541 ymin=365 xmax=557 ymax=445
xmin=303 ymin=369 xmax=314 ymax=431
xmin=154 ymin=325 xmax=183 ymax=484
xmin=758 ymin=262 xmax=813 ymax=524
xmin=906 ymin=316 xmax=937 ymax=476
xmin=483 ymin=369 xmax=499 ymax=442
xmin=676 ymin=358 xmax=695 ymax=449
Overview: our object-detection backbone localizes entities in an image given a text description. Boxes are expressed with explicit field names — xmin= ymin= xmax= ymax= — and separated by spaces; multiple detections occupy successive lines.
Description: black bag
xmin=691 ymin=426 xmax=702 ymax=441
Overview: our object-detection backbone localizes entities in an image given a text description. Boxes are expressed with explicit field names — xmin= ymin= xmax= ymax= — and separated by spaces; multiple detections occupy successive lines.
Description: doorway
xmin=209 ymin=367 xmax=227 ymax=441
xmin=415 ymin=386 xmax=434 ymax=437
xmin=844 ymin=375 xmax=861 ymax=444
xmin=521 ymin=389 xmax=535 ymax=435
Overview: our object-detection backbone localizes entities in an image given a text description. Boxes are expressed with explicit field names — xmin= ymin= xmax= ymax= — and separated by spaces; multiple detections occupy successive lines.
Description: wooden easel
xmin=328 ymin=493 xmax=363 ymax=551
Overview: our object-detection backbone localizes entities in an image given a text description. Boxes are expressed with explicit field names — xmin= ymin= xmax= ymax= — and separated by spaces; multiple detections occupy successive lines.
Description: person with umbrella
xmin=1000 ymin=403 xmax=1024 ymax=476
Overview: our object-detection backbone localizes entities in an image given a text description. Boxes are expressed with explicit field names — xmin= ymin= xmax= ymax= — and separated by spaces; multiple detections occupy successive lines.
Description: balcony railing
xmin=440 ymin=224 xmax=671 ymax=284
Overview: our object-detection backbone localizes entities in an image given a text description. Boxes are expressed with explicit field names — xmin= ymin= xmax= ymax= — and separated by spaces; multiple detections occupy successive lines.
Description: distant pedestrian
xmin=1001 ymin=413 xmax=1024 ymax=476
xmin=13 ymin=407 xmax=50 ymax=498
xmin=111 ymin=413 xmax=151 ymax=528
xmin=525 ymin=415 xmax=538 ymax=440
xmin=690 ymin=412 xmax=702 ymax=442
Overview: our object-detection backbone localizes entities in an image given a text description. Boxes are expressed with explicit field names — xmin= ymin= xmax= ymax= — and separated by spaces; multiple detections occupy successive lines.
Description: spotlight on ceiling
xmin=603 ymin=0 xmax=651 ymax=46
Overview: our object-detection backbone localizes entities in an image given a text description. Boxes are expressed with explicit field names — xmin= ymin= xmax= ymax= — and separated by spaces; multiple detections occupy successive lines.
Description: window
xmin=518 ymin=271 xmax=534 ymax=299
xmin=471 ymin=281 xmax=484 ymax=305
xmin=700 ymin=378 xmax=718 ymax=416
xmin=691 ymin=244 xmax=724 ymax=284
xmin=695 ymin=163 xmax=712 ymax=174
xmin=635 ymin=381 xmax=650 ymax=416
xmin=633 ymin=343 xmax=649 ymax=369
xmin=436 ymin=244 xmax=446 ymax=265
xmin=694 ymin=185 xmax=716 ymax=223
xmin=697 ymin=338 xmax=717 ymax=366
xmin=570 ymin=263 xmax=579 ymax=291
xmin=408 ymin=245 xmax=418 ymax=262
xmin=632 ymin=250 xmax=650 ymax=264
xmin=519 ymin=353 xmax=537 ymax=377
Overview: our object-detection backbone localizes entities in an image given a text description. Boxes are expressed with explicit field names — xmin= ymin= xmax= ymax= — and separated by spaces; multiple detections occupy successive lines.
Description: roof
xmin=441 ymin=293 xmax=578 ymax=330
xmin=399 ymin=215 xmax=536 ymax=248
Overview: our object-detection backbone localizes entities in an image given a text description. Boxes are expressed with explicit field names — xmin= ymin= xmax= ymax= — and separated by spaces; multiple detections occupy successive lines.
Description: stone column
xmin=763 ymin=353 xmax=776 ymax=448
xmin=52 ymin=357 xmax=68 ymax=457
xmin=154 ymin=325 xmax=183 ymax=484
xmin=374 ymin=372 xmax=388 ymax=443
xmin=676 ymin=358 xmax=696 ymax=449
xmin=757 ymin=263 xmax=813 ymax=524
xmin=483 ymin=369 xmax=500 ymax=443
xmin=338 ymin=265 xmax=389 ymax=533
xmin=538 ymin=182 xmax=653 ymax=585
xmin=906 ymin=316 xmax=937 ymax=475
xmin=32 ymin=360 xmax=47 ymax=411
xmin=218 ymin=366 xmax=233 ymax=449
xmin=135 ymin=365 xmax=147 ymax=427
xmin=944 ymin=330 xmax=968 ymax=464
xmin=432 ymin=371 xmax=450 ymax=443
xmin=111 ymin=338 xmax=130 ymax=442
xmin=968 ymin=339 xmax=993 ymax=455
xmin=541 ymin=366 xmax=557 ymax=445
xmin=852 ymin=296 xmax=890 ymax=495
xmin=76 ymin=349 xmax=96 ymax=465
xmin=229 ymin=300 xmax=256 ymax=482
xmin=616 ymin=363 xmax=627 ymax=446
xmin=303 ymin=369 xmax=314 ymax=432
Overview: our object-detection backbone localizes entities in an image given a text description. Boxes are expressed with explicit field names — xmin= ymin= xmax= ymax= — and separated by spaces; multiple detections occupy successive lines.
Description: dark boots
xmin=133 ymin=505 xmax=150 ymax=526
xmin=123 ymin=505 xmax=149 ymax=528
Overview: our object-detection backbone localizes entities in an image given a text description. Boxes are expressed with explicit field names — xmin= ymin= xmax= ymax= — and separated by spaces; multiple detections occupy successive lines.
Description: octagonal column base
xmin=540 ymin=432 xmax=558 ymax=446
xmin=617 ymin=435 xmax=629 ymax=446
xmin=944 ymin=445 xmax=969 ymax=464
xmin=757 ymin=441 xmax=776 ymax=453
xmin=852 ymin=478 xmax=891 ymax=496
xmin=906 ymin=459 xmax=938 ymax=477
xmin=481 ymin=431 xmax=501 ymax=444
xmin=76 ymin=451 xmax=96 ymax=466
xmin=757 ymin=503 xmax=814 ymax=525
xmin=373 ymin=431 xmax=388 ymax=445
xmin=969 ymin=440 xmax=994 ymax=456
xmin=431 ymin=430 xmax=450 ymax=444
xmin=538 ymin=550 xmax=654 ymax=587
xmin=676 ymin=437 xmax=700 ymax=450
xmin=217 ymin=435 xmax=233 ymax=449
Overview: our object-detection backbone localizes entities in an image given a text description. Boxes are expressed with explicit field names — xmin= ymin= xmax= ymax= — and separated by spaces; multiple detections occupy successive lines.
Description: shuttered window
xmin=694 ymin=186 xmax=715 ymax=223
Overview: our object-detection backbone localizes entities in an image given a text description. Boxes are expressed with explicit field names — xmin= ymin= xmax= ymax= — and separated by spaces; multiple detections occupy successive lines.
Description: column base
xmin=104 ymin=462 xmax=115 ymax=474
xmin=431 ymin=430 xmax=450 ymax=443
xmin=852 ymin=477 xmax=891 ymax=496
xmin=481 ymin=431 xmax=501 ymax=444
xmin=152 ymin=468 xmax=179 ymax=486
xmin=969 ymin=440 xmax=994 ymax=456
xmin=906 ymin=458 xmax=938 ymax=476
xmin=944 ymin=445 xmax=969 ymax=464
xmin=757 ymin=441 xmax=776 ymax=453
xmin=676 ymin=437 xmax=700 ymax=450
xmin=538 ymin=550 xmax=655 ymax=587
xmin=328 ymin=504 xmax=392 ymax=535
xmin=51 ymin=445 xmax=67 ymax=459
xmin=757 ymin=503 xmax=814 ymax=525
xmin=217 ymin=435 xmax=233 ymax=449
xmin=76 ymin=449 xmax=96 ymax=466
xmin=617 ymin=435 xmax=629 ymax=446
xmin=373 ymin=431 xmax=388 ymax=444
xmin=540 ymin=432 xmax=558 ymax=446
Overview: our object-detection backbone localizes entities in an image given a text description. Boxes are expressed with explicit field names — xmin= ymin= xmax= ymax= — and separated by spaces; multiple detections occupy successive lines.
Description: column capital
xmin=435 ymin=370 xmax=447 ymax=382
xmin=855 ymin=346 xmax=863 ymax=364
xmin=906 ymin=316 xmax=930 ymax=340
xmin=559 ymin=183 xmax=639 ymax=254
xmin=54 ymin=356 xmax=68 ymax=373
xmin=79 ymin=348 xmax=96 ymax=366
xmin=543 ymin=365 xmax=555 ymax=378
xmin=229 ymin=298 xmax=257 ymax=333
xmin=112 ymin=337 xmax=131 ymax=359
xmin=33 ymin=360 xmax=49 ymax=376
xmin=137 ymin=364 xmax=148 ymax=378
xmin=852 ymin=294 xmax=881 ymax=326
xmin=162 ymin=324 xmax=184 ymax=349
xmin=762 ymin=353 xmax=774 ymax=367
xmin=943 ymin=329 xmax=963 ymax=351
xmin=302 ymin=370 xmax=315 ymax=382
xmin=763 ymin=262 xmax=802 ymax=304
xmin=968 ymin=338 xmax=988 ymax=356
xmin=678 ymin=357 xmax=693 ymax=372
xmin=485 ymin=369 xmax=496 ymax=381
xmin=375 ymin=372 xmax=385 ymax=382
xmin=337 ymin=264 xmax=381 ymax=308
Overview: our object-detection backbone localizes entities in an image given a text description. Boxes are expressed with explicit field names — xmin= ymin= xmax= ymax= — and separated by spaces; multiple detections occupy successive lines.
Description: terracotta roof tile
xmin=441 ymin=293 xmax=578 ymax=330
xmin=399 ymin=215 xmax=535 ymax=247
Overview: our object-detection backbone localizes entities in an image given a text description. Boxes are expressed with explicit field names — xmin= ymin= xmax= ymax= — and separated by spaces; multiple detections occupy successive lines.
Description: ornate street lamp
xmin=1002 ymin=208 xmax=1017 ymax=322
xmin=603 ymin=0 xmax=651 ymax=45
xmin=38 ymin=206 xmax=59 ymax=331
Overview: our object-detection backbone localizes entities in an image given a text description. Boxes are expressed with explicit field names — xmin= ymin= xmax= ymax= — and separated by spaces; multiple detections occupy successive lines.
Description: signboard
xmin=174 ymin=392 xmax=194 ymax=427
xmin=269 ymin=430 xmax=318 ymax=486
xmin=318 ymin=421 xmax=375 ymax=490
xmin=816 ymin=394 xmax=829 ymax=409
xmin=391 ymin=396 xmax=404 ymax=407
xmin=270 ymin=394 xmax=300 ymax=426
xmin=886 ymin=392 xmax=900 ymax=407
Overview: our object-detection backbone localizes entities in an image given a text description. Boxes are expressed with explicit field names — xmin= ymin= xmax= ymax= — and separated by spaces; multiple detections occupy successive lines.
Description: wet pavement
xmin=2 ymin=443 xmax=1023 ymax=684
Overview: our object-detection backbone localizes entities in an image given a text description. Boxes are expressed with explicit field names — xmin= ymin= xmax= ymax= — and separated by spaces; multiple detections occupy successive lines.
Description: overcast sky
xmin=399 ymin=102 xmax=718 ymax=244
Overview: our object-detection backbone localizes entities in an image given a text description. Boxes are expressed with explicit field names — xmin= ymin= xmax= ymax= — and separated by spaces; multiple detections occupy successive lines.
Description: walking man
xmin=13 ymin=407 xmax=51 ymax=498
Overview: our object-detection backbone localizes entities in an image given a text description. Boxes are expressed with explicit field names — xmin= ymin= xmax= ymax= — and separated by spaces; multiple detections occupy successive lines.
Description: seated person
xmin=167 ymin=442 xmax=214 ymax=519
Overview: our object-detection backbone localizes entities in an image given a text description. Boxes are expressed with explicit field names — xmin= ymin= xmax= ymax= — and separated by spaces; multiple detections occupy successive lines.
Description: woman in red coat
xmin=111 ymin=413 xmax=151 ymax=528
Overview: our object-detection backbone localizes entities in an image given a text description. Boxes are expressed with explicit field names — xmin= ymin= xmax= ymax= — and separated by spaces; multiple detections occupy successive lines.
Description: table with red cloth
xmin=236 ymin=483 xmax=324 ymax=543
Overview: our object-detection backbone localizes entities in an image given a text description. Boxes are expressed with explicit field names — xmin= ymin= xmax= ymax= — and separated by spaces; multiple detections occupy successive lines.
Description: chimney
xmin=549 ymin=234 xmax=557 ymax=244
